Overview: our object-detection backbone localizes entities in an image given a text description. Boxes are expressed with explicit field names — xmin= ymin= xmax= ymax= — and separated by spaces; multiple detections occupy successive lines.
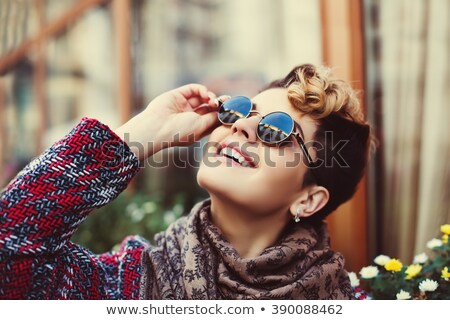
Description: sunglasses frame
xmin=217 ymin=96 xmax=315 ymax=167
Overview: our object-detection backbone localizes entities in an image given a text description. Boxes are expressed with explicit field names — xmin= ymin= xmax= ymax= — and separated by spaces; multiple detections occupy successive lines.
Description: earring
xmin=294 ymin=207 xmax=301 ymax=223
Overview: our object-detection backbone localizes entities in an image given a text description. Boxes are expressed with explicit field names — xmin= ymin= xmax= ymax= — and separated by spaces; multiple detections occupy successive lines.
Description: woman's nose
xmin=230 ymin=115 xmax=260 ymax=142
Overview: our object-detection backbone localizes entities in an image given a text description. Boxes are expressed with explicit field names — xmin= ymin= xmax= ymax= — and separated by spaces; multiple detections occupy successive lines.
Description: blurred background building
xmin=0 ymin=0 xmax=448 ymax=273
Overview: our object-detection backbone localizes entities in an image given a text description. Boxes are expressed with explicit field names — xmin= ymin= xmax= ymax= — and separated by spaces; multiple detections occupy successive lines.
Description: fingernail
xmin=218 ymin=95 xmax=231 ymax=101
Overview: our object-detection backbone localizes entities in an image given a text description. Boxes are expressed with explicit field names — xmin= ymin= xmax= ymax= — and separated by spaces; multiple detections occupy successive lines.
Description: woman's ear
xmin=290 ymin=186 xmax=330 ymax=219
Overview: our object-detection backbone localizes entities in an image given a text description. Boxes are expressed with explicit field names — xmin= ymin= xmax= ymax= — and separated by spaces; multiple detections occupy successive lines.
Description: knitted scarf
xmin=139 ymin=199 xmax=354 ymax=299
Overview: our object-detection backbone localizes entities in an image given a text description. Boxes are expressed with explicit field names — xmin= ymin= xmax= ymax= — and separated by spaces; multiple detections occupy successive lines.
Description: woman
xmin=0 ymin=64 xmax=370 ymax=299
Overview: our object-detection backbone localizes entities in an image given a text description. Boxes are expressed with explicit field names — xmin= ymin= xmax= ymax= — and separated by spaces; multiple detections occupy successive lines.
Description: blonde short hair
xmin=286 ymin=64 xmax=365 ymax=125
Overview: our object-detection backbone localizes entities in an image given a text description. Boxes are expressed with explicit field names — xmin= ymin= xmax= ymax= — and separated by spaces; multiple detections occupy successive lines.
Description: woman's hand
xmin=114 ymin=84 xmax=223 ymax=161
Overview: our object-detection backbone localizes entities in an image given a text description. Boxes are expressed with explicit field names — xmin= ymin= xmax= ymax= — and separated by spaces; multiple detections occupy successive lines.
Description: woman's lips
xmin=210 ymin=144 xmax=257 ymax=168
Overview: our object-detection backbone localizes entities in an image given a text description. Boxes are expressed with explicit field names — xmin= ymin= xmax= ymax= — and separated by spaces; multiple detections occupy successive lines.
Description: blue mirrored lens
xmin=257 ymin=112 xmax=294 ymax=143
xmin=218 ymin=96 xmax=252 ymax=124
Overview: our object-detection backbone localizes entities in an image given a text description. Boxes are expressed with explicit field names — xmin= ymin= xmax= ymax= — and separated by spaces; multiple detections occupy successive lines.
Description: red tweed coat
xmin=0 ymin=118 xmax=367 ymax=300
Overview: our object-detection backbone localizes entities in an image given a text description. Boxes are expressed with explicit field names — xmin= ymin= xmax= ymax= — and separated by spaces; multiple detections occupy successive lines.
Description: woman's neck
xmin=209 ymin=195 xmax=291 ymax=258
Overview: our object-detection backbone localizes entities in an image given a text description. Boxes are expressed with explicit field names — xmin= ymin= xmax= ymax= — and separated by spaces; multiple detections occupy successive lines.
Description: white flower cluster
xmin=426 ymin=238 xmax=443 ymax=249
xmin=360 ymin=229 xmax=449 ymax=299
xmin=419 ymin=279 xmax=439 ymax=292
xmin=359 ymin=266 xmax=379 ymax=279
xmin=412 ymin=252 xmax=428 ymax=264
xmin=396 ymin=290 xmax=411 ymax=300
xmin=348 ymin=272 xmax=360 ymax=287
xmin=374 ymin=254 xmax=390 ymax=266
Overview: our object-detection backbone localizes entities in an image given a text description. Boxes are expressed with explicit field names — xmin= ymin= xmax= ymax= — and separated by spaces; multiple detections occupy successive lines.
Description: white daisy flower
xmin=374 ymin=254 xmax=391 ymax=266
xmin=396 ymin=290 xmax=411 ymax=300
xmin=419 ymin=279 xmax=439 ymax=292
xmin=359 ymin=266 xmax=379 ymax=279
xmin=348 ymin=272 xmax=360 ymax=287
xmin=413 ymin=252 xmax=429 ymax=264
xmin=426 ymin=238 xmax=443 ymax=249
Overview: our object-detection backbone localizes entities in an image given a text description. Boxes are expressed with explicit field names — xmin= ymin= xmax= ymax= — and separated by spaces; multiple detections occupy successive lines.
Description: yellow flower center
xmin=443 ymin=234 xmax=449 ymax=244
xmin=442 ymin=267 xmax=450 ymax=281
xmin=441 ymin=224 xmax=450 ymax=235
xmin=385 ymin=258 xmax=403 ymax=272
xmin=405 ymin=264 xmax=422 ymax=279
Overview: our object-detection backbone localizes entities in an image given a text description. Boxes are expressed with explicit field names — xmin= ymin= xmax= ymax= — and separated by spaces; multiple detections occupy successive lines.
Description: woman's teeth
xmin=219 ymin=147 xmax=251 ymax=167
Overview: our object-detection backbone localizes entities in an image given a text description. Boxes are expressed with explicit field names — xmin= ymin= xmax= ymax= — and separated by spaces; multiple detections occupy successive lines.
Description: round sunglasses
xmin=217 ymin=96 xmax=315 ymax=166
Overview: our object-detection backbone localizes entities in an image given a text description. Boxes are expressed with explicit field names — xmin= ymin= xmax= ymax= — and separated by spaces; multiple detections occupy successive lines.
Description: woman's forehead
xmin=251 ymin=88 xmax=290 ymax=112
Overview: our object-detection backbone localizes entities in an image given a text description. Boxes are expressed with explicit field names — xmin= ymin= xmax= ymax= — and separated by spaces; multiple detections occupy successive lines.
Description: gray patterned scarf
xmin=139 ymin=199 xmax=354 ymax=299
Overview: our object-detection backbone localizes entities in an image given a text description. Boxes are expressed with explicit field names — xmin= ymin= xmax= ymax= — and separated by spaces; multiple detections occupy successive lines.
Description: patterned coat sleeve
xmin=0 ymin=118 xmax=144 ymax=299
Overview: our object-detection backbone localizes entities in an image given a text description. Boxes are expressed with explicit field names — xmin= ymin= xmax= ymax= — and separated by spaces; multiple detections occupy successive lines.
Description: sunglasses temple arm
xmin=295 ymin=135 xmax=314 ymax=166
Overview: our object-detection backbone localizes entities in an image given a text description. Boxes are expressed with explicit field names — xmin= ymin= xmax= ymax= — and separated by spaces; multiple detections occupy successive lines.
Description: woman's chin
xmin=198 ymin=165 xmax=243 ymax=198
xmin=197 ymin=165 xmax=226 ymax=194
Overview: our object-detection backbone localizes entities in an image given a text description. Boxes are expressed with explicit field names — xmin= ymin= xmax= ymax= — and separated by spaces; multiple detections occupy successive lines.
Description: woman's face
xmin=197 ymin=88 xmax=318 ymax=214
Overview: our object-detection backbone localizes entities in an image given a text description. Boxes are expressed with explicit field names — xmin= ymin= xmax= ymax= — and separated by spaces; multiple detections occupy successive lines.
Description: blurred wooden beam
xmin=0 ymin=79 xmax=5 ymax=185
xmin=0 ymin=0 xmax=110 ymax=75
xmin=112 ymin=0 xmax=134 ymax=191
xmin=33 ymin=0 xmax=47 ymax=154
xmin=112 ymin=0 xmax=132 ymax=123
xmin=320 ymin=0 xmax=368 ymax=272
